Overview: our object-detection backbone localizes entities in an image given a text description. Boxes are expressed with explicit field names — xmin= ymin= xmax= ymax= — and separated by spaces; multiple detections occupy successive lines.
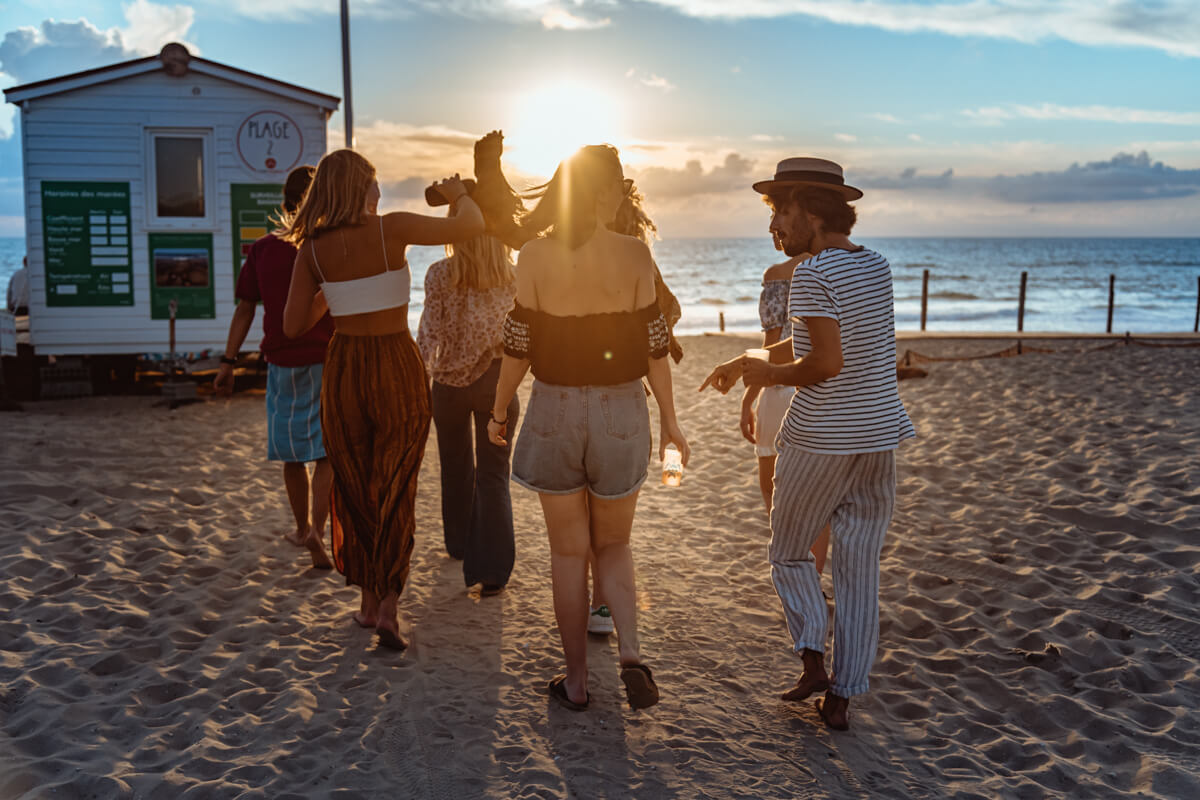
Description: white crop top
xmin=312 ymin=217 xmax=411 ymax=315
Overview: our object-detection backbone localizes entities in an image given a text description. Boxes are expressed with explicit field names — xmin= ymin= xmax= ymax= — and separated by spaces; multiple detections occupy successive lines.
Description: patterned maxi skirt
xmin=321 ymin=331 xmax=431 ymax=598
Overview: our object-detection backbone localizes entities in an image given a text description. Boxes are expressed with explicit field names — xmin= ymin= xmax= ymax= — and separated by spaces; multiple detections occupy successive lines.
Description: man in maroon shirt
xmin=214 ymin=166 xmax=335 ymax=569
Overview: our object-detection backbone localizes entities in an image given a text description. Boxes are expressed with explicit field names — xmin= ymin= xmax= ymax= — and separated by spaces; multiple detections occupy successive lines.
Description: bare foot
xmin=283 ymin=526 xmax=307 ymax=547
xmin=303 ymin=529 xmax=333 ymax=570
xmin=815 ymin=690 xmax=850 ymax=731
xmin=782 ymin=648 xmax=830 ymax=701
xmin=375 ymin=591 xmax=407 ymax=650
xmin=355 ymin=589 xmax=380 ymax=628
xmin=782 ymin=673 xmax=831 ymax=701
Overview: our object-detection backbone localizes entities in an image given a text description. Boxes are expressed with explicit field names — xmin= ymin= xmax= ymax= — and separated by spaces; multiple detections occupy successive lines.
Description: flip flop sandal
xmin=620 ymin=664 xmax=660 ymax=710
xmin=548 ymin=676 xmax=589 ymax=711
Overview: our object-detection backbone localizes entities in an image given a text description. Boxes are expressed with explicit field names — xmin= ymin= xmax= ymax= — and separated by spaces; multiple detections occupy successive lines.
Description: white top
xmin=311 ymin=217 xmax=411 ymax=316
xmin=779 ymin=247 xmax=915 ymax=454
xmin=6 ymin=267 xmax=29 ymax=312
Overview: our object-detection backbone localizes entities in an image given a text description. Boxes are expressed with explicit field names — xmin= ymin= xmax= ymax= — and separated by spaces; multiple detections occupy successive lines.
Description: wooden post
xmin=1017 ymin=271 xmax=1027 ymax=333
xmin=1194 ymin=275 xmax=1199 ymax=333
xmin=168 ymin=298 xmax=177 ymax=368
xmin=719 ymin=311 xmax=725 ymax=332
xmin=1106 ymin=274 xmax=1115 ymax=334
xmin=920 ymin=269 xmax=929 ymax=332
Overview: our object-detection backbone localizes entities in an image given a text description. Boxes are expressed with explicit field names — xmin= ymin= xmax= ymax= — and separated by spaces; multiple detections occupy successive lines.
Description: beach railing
xmin=911 ymin=270 xmax=1199 ymax=334
xmin=1107 ymin=275 xmax=1116 ymax=334
xmin=920 ymin=269 xmax=929 ymax=331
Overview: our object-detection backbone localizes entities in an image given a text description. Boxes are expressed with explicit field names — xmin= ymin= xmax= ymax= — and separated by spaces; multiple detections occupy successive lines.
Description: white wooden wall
xmin=21 ymin=70 xmax=329 ymax=355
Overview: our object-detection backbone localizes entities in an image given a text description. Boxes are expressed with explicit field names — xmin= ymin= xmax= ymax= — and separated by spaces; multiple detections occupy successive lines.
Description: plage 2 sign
xmin=236 ymin=110 xmax=303 ymax=173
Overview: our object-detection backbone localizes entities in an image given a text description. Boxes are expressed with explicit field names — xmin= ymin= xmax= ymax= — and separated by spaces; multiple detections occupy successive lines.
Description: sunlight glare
xmin=505 ymin=81 xmax=624 ymax=180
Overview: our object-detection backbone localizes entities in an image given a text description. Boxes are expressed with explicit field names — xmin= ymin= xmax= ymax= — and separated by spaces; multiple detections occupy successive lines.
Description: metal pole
xmin=920 ymin=268 xmax=929 ymax=331
xmin=1106 ymin=274 xmax=1115 ymax=334
xmin=1017 ymin=271 xmax=1027 ymax=333
xmin=341 ymin=0 xmax=354 ymax=149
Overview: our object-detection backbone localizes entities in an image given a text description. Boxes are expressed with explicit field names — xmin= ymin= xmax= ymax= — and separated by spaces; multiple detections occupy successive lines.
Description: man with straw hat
xmin=701 ymin=157 xmax=914 ymax=730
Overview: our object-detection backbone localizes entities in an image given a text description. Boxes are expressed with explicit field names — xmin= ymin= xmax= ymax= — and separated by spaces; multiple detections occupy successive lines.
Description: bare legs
xmin=759 ymin=454 xmax=830 ymax=574
xmin=539 ymin=490 xmax=644 ymax=707
xmin=282 ymin=462 xmax=311 ymax=545
xmin=282 ymin=460 xmax=333 ymax=569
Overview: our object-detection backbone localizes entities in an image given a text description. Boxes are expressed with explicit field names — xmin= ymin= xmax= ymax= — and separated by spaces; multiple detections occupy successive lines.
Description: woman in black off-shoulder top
xmin=486 ymin=145 xmax=690 ymax=712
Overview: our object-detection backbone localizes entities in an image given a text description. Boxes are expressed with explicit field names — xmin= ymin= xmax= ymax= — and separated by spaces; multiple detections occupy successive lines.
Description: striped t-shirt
xmin=780 ymin=247 xmax=915 ymax=454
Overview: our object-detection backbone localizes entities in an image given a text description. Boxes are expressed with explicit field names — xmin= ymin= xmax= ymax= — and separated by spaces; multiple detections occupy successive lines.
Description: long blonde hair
xmin=519 ymin=145 xmax=621 ymax=249
xmin=279 ymin=149 xmax=376 ymax=245
xmin=445 ymin=234 xmax=514 ymax=290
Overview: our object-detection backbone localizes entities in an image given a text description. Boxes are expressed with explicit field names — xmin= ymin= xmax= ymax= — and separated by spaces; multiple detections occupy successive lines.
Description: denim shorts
xmin=512 ymin=379 xmax=651 ymax=499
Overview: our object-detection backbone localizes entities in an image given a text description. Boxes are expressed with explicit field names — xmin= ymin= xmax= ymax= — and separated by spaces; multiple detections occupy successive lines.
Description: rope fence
xmin=901 ymin=332 xmax=1200 ymax=366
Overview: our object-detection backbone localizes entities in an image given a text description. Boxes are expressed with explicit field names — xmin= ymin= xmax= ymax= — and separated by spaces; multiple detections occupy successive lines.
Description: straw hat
xmin=751 ymin=157 xmax=863 ymax=201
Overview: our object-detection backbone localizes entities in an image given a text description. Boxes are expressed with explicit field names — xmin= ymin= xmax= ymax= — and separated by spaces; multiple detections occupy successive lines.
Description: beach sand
xmin=1 ymin=334 xmax=1198 ymax=799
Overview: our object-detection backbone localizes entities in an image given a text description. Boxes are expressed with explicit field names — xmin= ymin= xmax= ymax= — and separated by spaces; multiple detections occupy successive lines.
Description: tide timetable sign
xmin=236 ymin=110 xmax=303 ymax=173
xmin=40 ymin=181 xmax=133 ymax=307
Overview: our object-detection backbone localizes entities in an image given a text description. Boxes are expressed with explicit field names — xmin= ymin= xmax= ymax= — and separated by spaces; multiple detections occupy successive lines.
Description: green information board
xmin=230 ymin=183 xmax=283 ymax=285
xmin=148 ymin=232 xmax=215 ymax=320
xmin=40 ymin=181 xmax=133 ymax=307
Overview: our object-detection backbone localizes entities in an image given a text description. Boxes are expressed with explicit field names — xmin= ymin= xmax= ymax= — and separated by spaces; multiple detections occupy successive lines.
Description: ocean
xmin=3 ymin=236 xmax=1198 ymax=334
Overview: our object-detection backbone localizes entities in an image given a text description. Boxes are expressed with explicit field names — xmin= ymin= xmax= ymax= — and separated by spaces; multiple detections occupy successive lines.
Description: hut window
xmin=146 ymin=129 xmax=214 ymax=227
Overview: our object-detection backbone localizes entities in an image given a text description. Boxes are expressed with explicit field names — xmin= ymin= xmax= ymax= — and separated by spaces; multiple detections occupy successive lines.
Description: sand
xmin=1 ymin=334 xmax=1198 ymax=799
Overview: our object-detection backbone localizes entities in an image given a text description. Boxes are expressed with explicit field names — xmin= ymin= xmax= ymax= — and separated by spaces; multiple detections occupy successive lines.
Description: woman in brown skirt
xmin=282 ymin=149 xmax=483 ymax=649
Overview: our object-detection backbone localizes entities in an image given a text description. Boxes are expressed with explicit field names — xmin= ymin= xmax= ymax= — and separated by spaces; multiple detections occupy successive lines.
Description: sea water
xmin=3 ymin=236 xmax=1197 ymax=334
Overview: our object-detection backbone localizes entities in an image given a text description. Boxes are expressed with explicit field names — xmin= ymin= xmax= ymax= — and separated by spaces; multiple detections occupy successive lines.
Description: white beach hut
xmin=3 ymin=43 xmax=338 ymax=363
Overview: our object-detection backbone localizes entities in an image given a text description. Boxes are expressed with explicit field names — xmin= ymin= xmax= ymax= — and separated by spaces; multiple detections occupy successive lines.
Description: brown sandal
xmin=620 ymin=664 xmax=660 ymax=710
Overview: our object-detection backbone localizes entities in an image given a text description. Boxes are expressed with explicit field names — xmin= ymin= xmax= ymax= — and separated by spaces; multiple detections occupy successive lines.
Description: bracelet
xmin=489 ymin=410 xmax=507 ymax=425
xmin=220 ymin=356 xmax=237 ymax=366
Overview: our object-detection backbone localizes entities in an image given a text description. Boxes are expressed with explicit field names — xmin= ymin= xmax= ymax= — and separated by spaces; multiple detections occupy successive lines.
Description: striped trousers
xmin=769 ymin=446 xmax=896 ymax=697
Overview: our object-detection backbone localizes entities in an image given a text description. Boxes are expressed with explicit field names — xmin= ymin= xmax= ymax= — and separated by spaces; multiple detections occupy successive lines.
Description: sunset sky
xmin=2 ymin=0 xmax=1199 ymax=238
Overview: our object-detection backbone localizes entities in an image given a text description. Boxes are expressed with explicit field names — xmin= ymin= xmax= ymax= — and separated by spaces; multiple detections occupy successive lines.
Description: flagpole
xmin=340 ymin=0 xmax=354 ymax=148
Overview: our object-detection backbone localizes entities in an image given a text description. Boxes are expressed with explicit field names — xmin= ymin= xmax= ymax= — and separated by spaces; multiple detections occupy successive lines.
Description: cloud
xmin=540 ymin=7 xmax=612 ymax=30
xmin=626 ymin=68 xmax=677 ymax=91
xmin=870 ymin=112 xmax=903 ymax=124
xmin=630 ymin=152 xmax=756 ymax=198
xmin=211 ymin=0 xmax=610 ymax=28
xmin=834 ymin=133 xmax=857 ymax=143
xmin=0 ymin=2 xmax=195 ymax=138
xmin=857 ymin=166 xmax=954 ymax=190
xmin=907 ymin=133 xmax=922 ymax=142
xmin=639 ymin=0 xmax=1200 ymax=58
xmin=0 ymin=1 xmax=196 ymax=85
xmin=985 ymin=151 xmax=1200 ymax=203
xmin=963 ymin=103 xmax=1200 ymax=126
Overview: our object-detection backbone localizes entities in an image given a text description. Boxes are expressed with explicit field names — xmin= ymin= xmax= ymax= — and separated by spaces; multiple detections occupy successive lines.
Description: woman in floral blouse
xmin=417 ymin=232 xmax=520 ymax=594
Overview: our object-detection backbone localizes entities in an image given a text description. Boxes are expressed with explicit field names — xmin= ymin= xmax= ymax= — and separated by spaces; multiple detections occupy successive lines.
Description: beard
xmin=779 ymin=228 xmax=814 ymax=258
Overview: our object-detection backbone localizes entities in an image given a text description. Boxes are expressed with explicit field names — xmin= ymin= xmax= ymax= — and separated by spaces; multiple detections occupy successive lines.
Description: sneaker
xmin=588 ymin=605 xmax=614 ymax=635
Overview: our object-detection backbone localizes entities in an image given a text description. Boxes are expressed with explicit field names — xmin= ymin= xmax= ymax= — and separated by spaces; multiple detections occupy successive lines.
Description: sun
xmin=504 ymin=81 xmax=625 ymax=180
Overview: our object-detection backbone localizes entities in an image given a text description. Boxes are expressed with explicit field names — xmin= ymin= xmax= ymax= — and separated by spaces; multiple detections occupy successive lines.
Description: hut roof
xmin=4 ymin=43 xmax=340 ymax=114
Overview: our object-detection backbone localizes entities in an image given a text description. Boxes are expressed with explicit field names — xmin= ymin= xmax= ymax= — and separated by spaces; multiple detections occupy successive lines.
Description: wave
xmin=898 ymin=291 xmax=980 ymax=301
xmin=698 ymin=298 xmax=728 ymax=306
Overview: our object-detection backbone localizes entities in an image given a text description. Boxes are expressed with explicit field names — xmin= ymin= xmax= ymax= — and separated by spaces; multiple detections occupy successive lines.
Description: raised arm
xmin=386 ymin=177 xmax=484 ymax=246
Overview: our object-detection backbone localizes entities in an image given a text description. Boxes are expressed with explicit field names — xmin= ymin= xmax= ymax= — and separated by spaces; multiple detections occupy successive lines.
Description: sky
xmin=1 ymin=0 xmax=1199 ymax=238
